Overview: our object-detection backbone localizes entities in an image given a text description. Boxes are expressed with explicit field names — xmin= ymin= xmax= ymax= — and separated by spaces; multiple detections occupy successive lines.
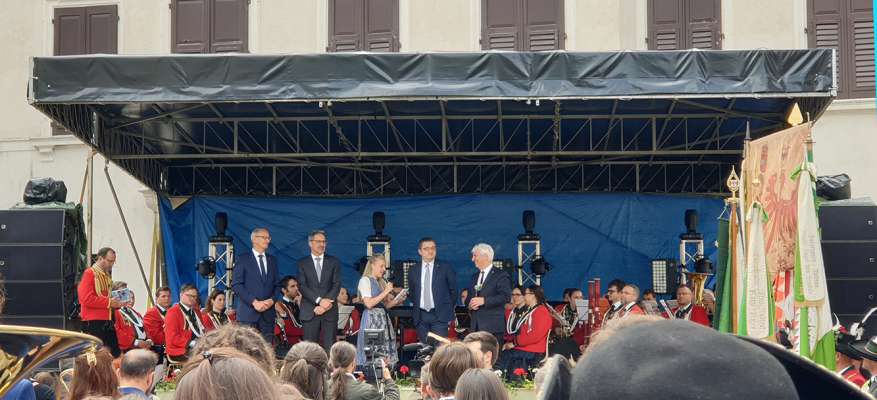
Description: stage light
xmin=210 ymin=212 xmax=232 ymax=242
xmin=522 ymin=210 xmax=535 ymax=233
xmin=197 ymin=256 xmax=216 ymax=279
xmin=491 ymin=258 xmax=514 ymax=270
xmin=680 ymin=209 xmax=703 ymax=240
xmin=651 ymin=258 xmax=678 ymax=295
xmin=530 ymin=256 xmax=550 ymax=275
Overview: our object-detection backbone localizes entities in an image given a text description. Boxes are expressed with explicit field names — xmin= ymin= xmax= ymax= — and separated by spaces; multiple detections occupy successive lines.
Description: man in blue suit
xmin=231 ymin=227 xmax=280 ymax=343
xmin=408 ymin=237 xmax=457 ymax=344
xmin=465 ymin=243 xmax=512 ymax=346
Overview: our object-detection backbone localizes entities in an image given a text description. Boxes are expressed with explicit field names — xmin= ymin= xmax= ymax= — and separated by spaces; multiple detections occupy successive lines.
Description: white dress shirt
xmin=420 ymin=260 xmax=436 ymax=310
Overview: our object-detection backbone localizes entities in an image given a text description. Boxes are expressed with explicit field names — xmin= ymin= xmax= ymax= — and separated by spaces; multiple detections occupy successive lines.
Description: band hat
xmin=850 ymin=335 xmax=877 ymax=363
xmin=836 ymin=329 xmax=864 ymax=361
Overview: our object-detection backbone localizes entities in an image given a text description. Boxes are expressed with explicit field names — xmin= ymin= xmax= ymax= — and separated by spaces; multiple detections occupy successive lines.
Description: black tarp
xmin=30 ymin=49 xmax=835 ymax=104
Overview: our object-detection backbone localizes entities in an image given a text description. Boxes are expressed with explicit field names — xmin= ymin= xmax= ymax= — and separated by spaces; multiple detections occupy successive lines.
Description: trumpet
xmin=0 ymin=325 xmax=102 ymax=396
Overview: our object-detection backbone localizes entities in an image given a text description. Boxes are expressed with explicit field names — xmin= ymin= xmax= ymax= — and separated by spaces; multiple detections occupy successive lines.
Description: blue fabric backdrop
xmin=159 ymin=193 xmax=723 ymax=303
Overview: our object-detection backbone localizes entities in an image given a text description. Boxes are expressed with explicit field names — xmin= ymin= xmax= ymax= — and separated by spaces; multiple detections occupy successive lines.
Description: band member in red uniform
xmin=504 ymin=286 xmax=527 ymax=344
xmin=668 ymin=285 xmax=710 ymax=326
xmin=336 ymin=287 xmax=361 ymax=344
xmin=601 ymin=279 xmax=626 ymax=328
xmin=202 ymin=289 xmax=236 ymax=328
xmin=78 ymin=247 xmax=129 ymax=357
xmin=498 ymin=285 xmax=552 ymax=377
xmin=164 ymin=284 xmax=212 ymax=363
xmin=112 ymin=282 xmax=153 ymax=353
xmin=275 ymin=276 xmax=305 ymax=346
xmin=618 ymin=284 xmax=645 ymax=319
xmin=554 ymin=288 xmax=587 ymax=346
xmin=836 ymin=329 xmax=867 ymax=387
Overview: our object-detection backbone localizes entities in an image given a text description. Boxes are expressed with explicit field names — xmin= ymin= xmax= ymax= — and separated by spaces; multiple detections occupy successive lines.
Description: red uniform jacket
xmin=341 ymin=308 xmax=361 ymax=338
xmin=552 ymin=304 xmax=588 ymax=346
xmin=504 ymin=308 xmax=515 ymax=343
xmin=164 ymin=304 xmax=212 ymax=358
xmin=143 ymin=306 xmax=167 ymax=346
xmin=201 ymin=308 xmax=236 ymax=329
xmin=840 ymin=366 xmax=867 ymax=387
xmin=274 ymin=301 xmax=305 ymax=345
xmin=669 ymin=304 xmax=710 ymax=327
xmin=77 ymin=267 xmax=112 ymax=321
xmin=114 ymin=308 xmax=149 ymax=352
xmin=619 ymin=303 xmax=645 ymax=319
xmin=513 ymin=305 xmax=552 ymax=354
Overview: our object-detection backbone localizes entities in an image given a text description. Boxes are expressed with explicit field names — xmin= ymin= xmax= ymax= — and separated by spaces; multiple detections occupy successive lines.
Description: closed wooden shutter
xmin=648 ymin=0 xmax=721 ymax=50
xmin=482 ymin=0 xmax=520 ymax=50
xmin=329 ymin=0 xmax=363 ymax=51
xmin=172 ymin=0 xmax=209 ymax=53
xmin=85 ymin=5 xmax=118 ymax=54
xmin=365 ymin=0 xmax=398 ymax=51
xmin=808 ymin=0 xmax=874 ymax=99
xmin=524 ymin=0 xmax=564 ymax=50
xmin=54 ymin=7 xmax=86 ymax=56
xmin=211 ymin=0 xmax=248 ymax=52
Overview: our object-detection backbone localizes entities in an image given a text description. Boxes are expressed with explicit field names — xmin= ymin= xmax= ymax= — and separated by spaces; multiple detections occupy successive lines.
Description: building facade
xmin=0 ymin=0 xmax=873 ymax=307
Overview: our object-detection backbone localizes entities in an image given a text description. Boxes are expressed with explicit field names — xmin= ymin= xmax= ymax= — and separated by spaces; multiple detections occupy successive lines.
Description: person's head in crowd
xmin=606 ymin=279 xmax=625 ymax=304
xmin=855 ymin=336 xmax=877 ymax=375
xmin=117 ymin=349 xmax=157 ymax=395
xmin=179 ymin=284 xmax=200 ymax=309
xmin=573 ymin=319 xmax=801 ymax=400
xmin=463 ymin=331 xmax=499 ymax=369
xmin=524 ymin=285 xmax=546 ymax=307
xmin=567 ymin=288 xmax=583 ymax=307
xmin=31 ymin=371 xmax=57 ymax=400
xmin=33 ymin=371 xmax=55 ymax=388
xmin=308 ymin=230 xmax=327 ymax=257
xmin=455 ymin=368 xmax=508 ymax=400
xmin=470 ymin=243 xmax=494 ymax=270
xmin=835 ymin=330 xmax=863 ymax=372
xmin=419 ymin=237 xmax=438 ymax=263
xmin=336 ymin=287 xmax=350 ymax=305
xmin=94 ymin=247 xmax=117 ymax=271
xmin=460 ymin=288 xmax=469 ymax=306
xmin=280 ymin=341 xmax=330 ymax=400
xmin=362 ymin=253 xmax=389 ymax=286
xmin=676 ymin=285 xmax=694 ymax=307
xmin=621 ymin=284 xmax=640 ymax=305
xmin=510 ymin=286 xmax=525 ymax=309
xmin=252 ymin=227 xmax=272 ymax=253
xmin=69 ymin=347 xmax=119 ymax=400
xmin=702 ymin=289 xmax=716 ymax=314
xmin=327 ymin=341 xmax=358 ymax=400
xmin=642 ymin=289 xmax=656 ymax=302
xmin=155 ymin=286 xmax=172 ymax=309
xmin=206 ymin=289 xmax=227 ymax=314
xmin=420 ymin=362 xmax=435 ymax=400
xmin=177 ymin=347 xmax=282 ymax=400
xmin=429 ymin=342 xmax=479 ymax=397
xmin=192 ymin=324 xmax=276 ymax=375
xmin=280 ymin=276 xmax=300 ymax=301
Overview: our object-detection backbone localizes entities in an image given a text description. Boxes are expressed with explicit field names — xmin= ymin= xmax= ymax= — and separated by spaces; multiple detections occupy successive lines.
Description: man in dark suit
xmin=408 ymin=237 xmax=457 ymax=344
xmin=231 ymin=227 xmax=280 ymax=343
xmin=465 ymin=243 xmax=512 ymax=346
xmin=296 ymin=229 xmax=342 ymax=351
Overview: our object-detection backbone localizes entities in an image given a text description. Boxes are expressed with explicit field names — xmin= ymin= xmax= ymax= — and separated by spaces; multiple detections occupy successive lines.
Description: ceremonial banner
xmin=740 ymin=203 xmax=773 ymax=339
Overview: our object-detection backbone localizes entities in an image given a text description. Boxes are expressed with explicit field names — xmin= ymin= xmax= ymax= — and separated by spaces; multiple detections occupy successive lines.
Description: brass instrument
xmin=546 ymin=303 xmax=572 ymax=339
xmin=0 ymin=325 xmax=102 ymax=396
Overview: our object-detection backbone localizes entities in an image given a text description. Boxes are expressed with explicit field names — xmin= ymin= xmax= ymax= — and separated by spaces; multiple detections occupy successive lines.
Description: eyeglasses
xmin=255 ymin=235 xmax=271 ymax=240
xmin=310 ymin=239 xmax=327 ymax=244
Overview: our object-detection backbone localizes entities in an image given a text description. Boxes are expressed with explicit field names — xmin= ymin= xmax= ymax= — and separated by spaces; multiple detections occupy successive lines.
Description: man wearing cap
xmin=852 ymin=335 xmax=877 ymax=395
xmin=836 ymin=329 xmax=867 ymax=387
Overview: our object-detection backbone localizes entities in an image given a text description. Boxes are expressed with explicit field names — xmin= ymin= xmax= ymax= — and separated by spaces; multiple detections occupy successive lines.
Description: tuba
xmin=0 ymin=325 xmax=102 ymax=396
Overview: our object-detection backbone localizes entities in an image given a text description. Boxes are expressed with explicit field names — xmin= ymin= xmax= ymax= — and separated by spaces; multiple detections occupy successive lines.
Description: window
xmin=481 ymin=0 xmax=564 ymax=51
xmin=171 ymin=0 xmax=248 ymax=53
xmin=328 ymin=0 xmax=399 ymax=52
xmin=53 ymin=5 xmax=118 ymax=55
xmin=807 ymin=0 xmax=874 ymax=99
xmin=647 ymin=0 xmax=722 ymax=50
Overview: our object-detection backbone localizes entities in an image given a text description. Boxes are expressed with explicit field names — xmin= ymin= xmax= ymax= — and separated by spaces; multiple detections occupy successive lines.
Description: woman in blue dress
xmin=355 ymin=253 xmax=406 ymax=366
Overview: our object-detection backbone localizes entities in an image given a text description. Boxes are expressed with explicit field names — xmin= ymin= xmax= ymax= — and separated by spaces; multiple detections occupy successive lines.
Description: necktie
xmin=423 ymin=263 xmax=434 ymax=311
xmin=315 ymin=257 xmax=323 ymax=282
xmin=258 ymin=254 xmax=266 ymax=278
xmin=478 ymin=270 xmax=486 ymax=286
xmin=185 ymin=308 xmax=202 ymax=335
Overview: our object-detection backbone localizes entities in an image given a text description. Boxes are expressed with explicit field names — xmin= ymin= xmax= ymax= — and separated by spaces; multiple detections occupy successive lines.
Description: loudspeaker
xmin=821 ymin=241 xmax=877 ymax=279
xmin=818 ymin=203 xmax=877 ymax=240
xmin=826 ymin=280 xmax=877 ymax=316
xmin=0 ymin=209 xmax=78 ymax=330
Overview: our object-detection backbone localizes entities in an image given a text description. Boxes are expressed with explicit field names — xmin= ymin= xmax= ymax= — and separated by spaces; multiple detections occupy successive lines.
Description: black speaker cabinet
xmin=821 ymin=241 xmax=877 ymax=279
xmin=826 ymin=279 xmax=877 ymax=318
xmin=0 ymin=209 xmax=75 ymax=330
xmin=818 ymin=203 xmax=877 ymax=240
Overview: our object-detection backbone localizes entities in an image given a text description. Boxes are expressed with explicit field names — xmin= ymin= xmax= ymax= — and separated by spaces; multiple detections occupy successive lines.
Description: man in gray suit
xmin=296 ymin=230 xmax=342 ymax=351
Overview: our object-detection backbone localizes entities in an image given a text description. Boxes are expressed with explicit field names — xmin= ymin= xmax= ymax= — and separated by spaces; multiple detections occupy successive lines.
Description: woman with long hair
xmin=497 ymin=285 xmax=552 ymax=379
xmin=202 ymin=289 xmax=235 ymax=329
xmin=336 ymin=287 xmax=361 ymax=345
xmin=176 ymin=347 xmax=284 ymax=400
xmin=455 ymin=368 xmax=509 ymax=400
xmin=504 ymin=286 xmax=527 ymax=344
xmin=327 ymin=341 xmax=399 ymax=400
xmin=280 ymin=341 xmax=330 ymax=400
xmin=67 ymin=347 xmax=119 ymax=400
xmin=355 ymin=253 xmax=405 ymax=366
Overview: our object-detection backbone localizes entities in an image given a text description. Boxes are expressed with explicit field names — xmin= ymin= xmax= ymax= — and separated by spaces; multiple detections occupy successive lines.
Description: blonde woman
xmin=355 ymin=253 xmax=406 ymax=366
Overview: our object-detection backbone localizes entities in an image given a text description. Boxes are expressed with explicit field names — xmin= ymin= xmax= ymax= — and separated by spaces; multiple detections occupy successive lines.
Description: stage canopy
xmin=29 ymin=49 xmax=835 ymax=197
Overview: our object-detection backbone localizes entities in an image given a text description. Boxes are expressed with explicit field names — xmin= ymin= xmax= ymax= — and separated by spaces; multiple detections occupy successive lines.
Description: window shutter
xmin=211 ymin=0 xmax=248 ymax=53
xmin=523 ymin=0 xmax=563 ymax=50
xmin=85 ymin=5 xmax=118 ymax=54
xmin=172 ymin=0 xmax=209 ymax=53
xmin=364 ymin=0 xmax=398 ymax=52
xmin=329 ymin=0 xmax=363 ymax=52
xmin=647 ymin=0 xmax=684 ymax=50
xmin=687 ymin=0 xmax=721 ymax=49
xmin=54 ymin=7 xmax=86 ymax=55
xmin=847 ymin=0 xmax=874 ymax=98
xmin=482 ymin=0 xmax=520 ymax=50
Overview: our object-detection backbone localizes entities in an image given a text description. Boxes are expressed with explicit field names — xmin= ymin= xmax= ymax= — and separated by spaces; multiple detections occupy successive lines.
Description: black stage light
xmin=373 ymin=212 xmax=386 ymax=235
xmin=210 ymin=212 xmax=232 ymax=242
xmin=197 ymin=256 xmax=216 ymax=278
xmin=651 ymin=258 xmax=678 ymax=295
xmin=680 ymin=209 xmax=703 ymax=240
xmin=523 ymin=210 xmax=536 ymax=233
xmin=530 ymin=256 xmax=550 ymax=275
xmin=695 ymin=257 xmax=713 ymax=274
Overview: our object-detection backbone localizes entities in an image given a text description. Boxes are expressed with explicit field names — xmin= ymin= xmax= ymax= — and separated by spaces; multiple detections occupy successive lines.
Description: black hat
xmin=571 ymin=319 xmax=799 ymax=400
xmin=836 ymin=329 xmax=864 ymax=361
xmin=851 ymin=336 xmax=877 ymax=363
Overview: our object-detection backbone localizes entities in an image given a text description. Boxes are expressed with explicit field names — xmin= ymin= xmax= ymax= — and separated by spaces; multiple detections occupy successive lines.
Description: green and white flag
xmin=792 ymin=148 xmax=835 ymax=370
xmin=740 ymin=202 xmax=773 ymax=339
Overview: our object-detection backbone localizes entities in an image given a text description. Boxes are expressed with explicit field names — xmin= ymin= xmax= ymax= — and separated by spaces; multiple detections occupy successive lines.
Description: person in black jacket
xmin=464 ymin=243 xmax=513 ymax=347
xmin=297 ymin=230 xmax=342 ymax=352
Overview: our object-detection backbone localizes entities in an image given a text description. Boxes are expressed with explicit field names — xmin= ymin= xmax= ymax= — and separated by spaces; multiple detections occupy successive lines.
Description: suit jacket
xmin=143 ymin=306 xmax=167 ymax=345
xmin=465 ymin=267 xmax=513 ymax=334
xmin=231 ymin=250 xmax=280 ymax=323
xmin=297 ymin=254 xmax=342 ymax=321
xmin=164 ymin=304 xmax=211 ymax=358
xmin=408 ymin=260 xmax=457 ymax=325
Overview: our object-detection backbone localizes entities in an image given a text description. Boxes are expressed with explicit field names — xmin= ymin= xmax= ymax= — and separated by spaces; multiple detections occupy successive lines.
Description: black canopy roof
xmin=29 ymin=49 xmax=835 ymax=197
